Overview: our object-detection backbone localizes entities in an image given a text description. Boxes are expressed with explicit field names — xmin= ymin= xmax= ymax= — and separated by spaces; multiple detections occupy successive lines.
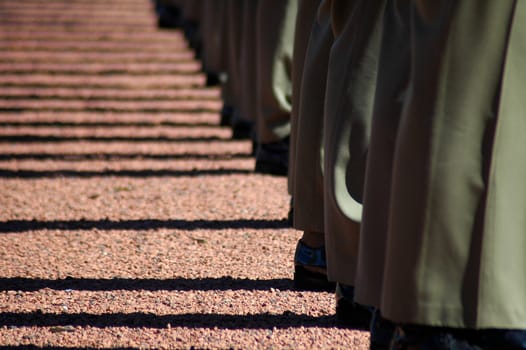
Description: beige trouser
xmin=255 ymin=0 xmax=297 ymax=144
xmin=200 ymin=0 xmax=226 ymax=75
xmin=289 ymin=0 xmax=383 ymax=285
xmin=292 ymin=0 xmax=332 ymax=235
xmin=237 ymin=0 xmax=259 ymax=124
xmin=179 ymin=0 xmax=201 ymax=22
xmin=221 ymin=0 xmax=244 ymax=111
xmin=288 ymin=0 xmax=321 ymax=194
xmin=323 ymin=1 xmax=385 ymax=284
xmin=356 ymin=0 xmax=526 ymax=329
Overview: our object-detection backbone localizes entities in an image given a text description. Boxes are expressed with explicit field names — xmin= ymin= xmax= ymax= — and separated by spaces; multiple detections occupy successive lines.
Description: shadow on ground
xmin=0 ymin=276 xmax=295 ymax=292
xmin=0 ymin=168 xmax=254 ymax=178
xmin=0 ymin=152 xmax=251 ymax=161
xmin=0 ymin=218 xmax=290 ymax=233
xmin=0 ymin=347 xmax=141 ymax=350
xmin=0 ymin=135 xmax=236 ymax=143
xmin=0 ymin=311 xmax=337 ymax=329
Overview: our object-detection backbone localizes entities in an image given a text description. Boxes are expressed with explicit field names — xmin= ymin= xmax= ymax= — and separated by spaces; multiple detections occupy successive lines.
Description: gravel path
xmin=0 ymin=0 xmax=370 ymax=348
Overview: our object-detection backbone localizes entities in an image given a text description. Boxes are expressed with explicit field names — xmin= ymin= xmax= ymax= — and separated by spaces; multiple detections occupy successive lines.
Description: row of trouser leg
xmin=293 ymin=0 xmax=526 ymax=343
xmin=169 ymin=0 xmax=526 ymax=341
xmin=163 ymin=0 xmax=526 ymax=345
xmin=288 ymin=0 xmax=320 ymax=196
xmin=357 ymin=0 xmax=526 ymax=331
xmin=290 ymin=0 xmax=383 ymax=288
xmin=172 ymin=0 xmax=297 ymax=165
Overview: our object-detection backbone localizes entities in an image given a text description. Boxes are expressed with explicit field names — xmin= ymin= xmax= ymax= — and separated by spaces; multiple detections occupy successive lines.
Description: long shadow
xmin=0 ymin=311 xmax=337 ymax=329
xmin=0 ymin=107 xmax=219 ymax=113
xmin=0 ymin=95 xmax=217 ymax=101
xmin=0 ymin=83 xmax=204 ymax=89
xmin=0 ymin=152 xmax=251 ymax=161
xmin=2 ymin=70 xmax=201 ymax=76
xmin=0 ymin=218 xmax=290 ymax=233
xmin=0 ymin=121 xmax=220 ymax=127
xmin=0 ymin=276 xmax=294 ymax=292
xmin=0 ymin=168 xmax=253 ymax=178
xmin=0 ymin=135 xmax=236 ymax=143
xmin=0 ymin=347 xmax=139 ymax=350
xmin=0 ymin=347 xmax=140 ymax=350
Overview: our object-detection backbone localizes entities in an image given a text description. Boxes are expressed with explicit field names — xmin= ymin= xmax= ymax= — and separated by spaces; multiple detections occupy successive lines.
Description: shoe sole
xmin=293 ymin=265 xmax=335 ymax=292
xmin=336 ymin=298 xmax=372 ymax=330
xmin=254 ymin=160 xmax=287 ymax=176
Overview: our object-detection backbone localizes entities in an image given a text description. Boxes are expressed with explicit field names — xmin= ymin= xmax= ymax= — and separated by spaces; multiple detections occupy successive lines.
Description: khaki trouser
xmin=323 ymin=0 xmax=385 ymax=284
xmin=238 ymin=0 xmax=259 ymax=124
xmin=356 ymin=0 xmax=526 ymax=329
xmin=200 ymin=0 xmax=226 ymax=75
xmin=180 ymin=0 xmax=201 ymax=22
xmin=289 ymin=0 xmax=384 ymax=285
xmin=221 ymin=0 xmax=244 ymax=111
xmin=292 ymin=0 xmax=332 ymax=235
xmin=255 ymin=0 xmax=297 ymax=144
xmin=288 ymin=0 xmax=320 ymax=194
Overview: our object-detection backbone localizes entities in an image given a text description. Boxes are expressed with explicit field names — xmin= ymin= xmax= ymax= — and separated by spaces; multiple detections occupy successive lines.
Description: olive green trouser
xmin=200 ymin=0 xmax=226 ymax=75
xmin=289 ymin=0 xmax=384 ymax=285
xmin=323 ymin=0 xmax=385 ymax=284
xmin=291 ymin=0 xmax=332 ymax=236
xmin=179 ymin=0 xmax=201 ymax=22
xmin=237 ymin=0 xmax=259 ymax=125
xmin=255 ymin=0 xmax=297 ymax=144
xmin=355 ymin=0 xmax=526 ymax=329
xmin=288 ymin=0 xmax=321 ymax=195
xmin=221 ymin=0 xmax=244 ymax=111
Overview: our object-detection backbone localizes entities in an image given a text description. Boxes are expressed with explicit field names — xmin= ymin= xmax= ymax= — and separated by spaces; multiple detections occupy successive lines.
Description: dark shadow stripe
xmin=0 ymin=276 xmax=294 ymax=292
xmin=0 ymin=135 xmax=234 ymax=143
xmin=0 ymin=96 xmax=217 ymax=102
xmin=0 ymin=153 xmax=251 ymax=161
xmin=0 ymin=83 xmax=203 ymax=89
xmin=0 ymin=168 xmax=253 ymax=178
xmin=0 ymin=107 xmax=217 ymax=113
xmin=0 ymin=219 xmax=290 ymax=233
xmin=0 ymin=122 xmax=220 ymax=127
xmin=0 ymin=347 xmax=139 ymax=350
xmin=0 ymin=311 xmax=337 ymax=329
xmin=0 ymin=70 xmax=200 ymax=76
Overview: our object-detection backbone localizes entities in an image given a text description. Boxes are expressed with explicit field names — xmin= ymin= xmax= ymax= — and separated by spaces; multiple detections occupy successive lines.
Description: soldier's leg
xmin=254 ymin=0 xmax=298 ymax=176
xmin=180 ymin=0 xmax=202 ymax=51
xmin=155 ymin=0 xmax=182 ymax=28
xmin=200 ymin=0 xmax=226 ymax=86
xmin=291 ymin=0 xmax=334 ymax=292
xmin=357 ymin=0 xmax=526 ymax=347
xmin=323 ymin=0 xmax=386 ymax=330
xmin=220 ymin=0 xmax=244 ymax=129
xmin=231 ymin=0 xmax=258 ymax=140
xmin=288 ymin=0 xmax=321 ymax=224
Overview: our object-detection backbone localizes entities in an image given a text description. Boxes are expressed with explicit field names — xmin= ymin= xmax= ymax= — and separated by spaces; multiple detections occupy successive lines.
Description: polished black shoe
xmin=254 ymin=137 xmax=289 ymax=176
xmin=391 ymin=326 xmax=483 ymax=350
xmin=232 ymin=120 xmax=253 ymax=140
xmin=335 ymin=283 xmax=372 ymax=330
xmin=480 ymin=329 xmax=526 ymax=350
xmin=182 ymin=19 xmax=199 ymax=49
xmin=287 ymin=197 xmax=294 ymax=227
xmin=293 ymin=240 xmax=335 ymax=292
xmin=220 ymin=105 xmax=234 ymax=127
xmin=156 ymin=5 xmax=182 ymax=29
xmin=206 ymin=71 xmax=226 ymax=87
xmin=370 ymin=309 xmax=396 ymax=350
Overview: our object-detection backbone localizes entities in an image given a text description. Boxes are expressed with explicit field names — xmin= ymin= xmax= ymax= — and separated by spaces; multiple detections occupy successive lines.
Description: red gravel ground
xmin=0 ymin=0 xmax=371 ymax=348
